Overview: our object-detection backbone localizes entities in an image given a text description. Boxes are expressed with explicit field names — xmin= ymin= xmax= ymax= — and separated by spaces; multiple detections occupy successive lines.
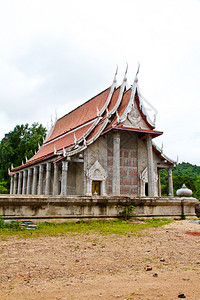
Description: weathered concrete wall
xmin=120 ymin=132 xmax=138 ymax=196
xmin=84 ymin=135 xmax=108 ymax=195
xmin=0 ymin=195 xmax=198 ymax=221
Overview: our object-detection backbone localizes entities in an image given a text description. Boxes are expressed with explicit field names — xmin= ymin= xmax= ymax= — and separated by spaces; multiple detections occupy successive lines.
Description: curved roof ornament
xmin=134 ymin=62 xmax=140 ymax=83
xmin=106 ymin=107 xmax=109 ymax=118
xmin=74 ymin=133 xmax=77 ymax=145
xmin=63 ymin=147 xmax=67 ymax=157
xmin=123 ymin=63 xmax=128 ymax=81
xmin=116 ymin=111 xmax=120 ymax=123
xmin=113 ymin=65 xmax=118 ymax=83
xmin=83 ymin=136 xmax=87 ymax=147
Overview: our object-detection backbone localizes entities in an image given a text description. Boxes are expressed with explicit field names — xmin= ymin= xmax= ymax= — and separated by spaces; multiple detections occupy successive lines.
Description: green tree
xmin=0 ymin=123 xmax=46 ymax=193
xmin=160 ymin=164 xmax=199 ymax=197
xmin=194 ymin=175 xmax=200 ymax=200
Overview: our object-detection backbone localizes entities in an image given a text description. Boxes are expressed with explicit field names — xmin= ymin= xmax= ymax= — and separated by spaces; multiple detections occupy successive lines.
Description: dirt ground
xmin=0 ymin=220 xmax=200 ymax=300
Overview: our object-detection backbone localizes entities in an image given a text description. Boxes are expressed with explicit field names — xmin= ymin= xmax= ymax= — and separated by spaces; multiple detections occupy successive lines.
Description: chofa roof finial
xmin=113 ymin=65 xmax=118 ymax=83
xmin=134 ymin=62 xmax=140 ymax=83
xmin=123 ymin=63 xmax=128 ymax=82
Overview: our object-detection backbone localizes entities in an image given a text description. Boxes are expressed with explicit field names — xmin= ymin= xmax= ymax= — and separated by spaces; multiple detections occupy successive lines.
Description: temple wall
xmin=83 ymin=136 xmax=108 ymax=195
xmin=120 ymin=132 xmax=138 ymax=196
xmin=138 ymin=138 xmax=147 ymax=176
xmin=0 ymin=195 xmax=198 ymax=221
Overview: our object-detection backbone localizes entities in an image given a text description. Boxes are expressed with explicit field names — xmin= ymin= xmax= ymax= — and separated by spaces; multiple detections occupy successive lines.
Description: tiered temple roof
xmin=12 ymin=67 xmax=173 ymax=172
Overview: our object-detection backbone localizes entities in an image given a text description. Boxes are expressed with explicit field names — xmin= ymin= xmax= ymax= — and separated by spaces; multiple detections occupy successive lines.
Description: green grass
xmin=0 ymin=218 xmax=173 ymax=239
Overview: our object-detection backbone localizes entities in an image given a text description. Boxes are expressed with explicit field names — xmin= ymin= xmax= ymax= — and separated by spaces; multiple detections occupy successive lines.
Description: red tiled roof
xmin=12 ymin=78 xmax=167 ymax=171
xmin=29 ymin=122 xmax=92 ymax=162
xmin=117 ymin=88 xmax=132 ymax=117
xmin=46 ymin=87 xmax=111 ymax=143
xmin=107 ymin=87 xmax=120 ymax=111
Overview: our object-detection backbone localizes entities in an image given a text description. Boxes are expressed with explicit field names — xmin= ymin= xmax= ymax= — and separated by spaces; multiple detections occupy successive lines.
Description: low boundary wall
xmin=0 ymin=195 xmax=198 ymax=222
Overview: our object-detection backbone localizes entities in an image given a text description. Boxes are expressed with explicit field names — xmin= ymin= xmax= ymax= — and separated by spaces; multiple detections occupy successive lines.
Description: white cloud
xmin=0 ymin=0 xmax=200 ymax=165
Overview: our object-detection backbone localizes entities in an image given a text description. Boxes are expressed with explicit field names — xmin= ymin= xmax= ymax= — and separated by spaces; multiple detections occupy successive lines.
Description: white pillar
xmin=10 ymin=175 xmax=14 ymax=194
xmin=17 ymin=172 xmax=23 ymax=194
xmin=53 ymin=163 xmax=59 ymax=195
xmin=146 ymin=134 xmax=155 ymax=197
xmin=61 ymin=161 xmax=68 ymax=195
xmin=32 ymin=166 xmax=38 ymax=195
xmin=13 ymin=173 xmax=18 ymax=194
xmin=27 ymin=168 xmax=32 ymax=195
xmin=158 ymin=169 xmax=161 ymax=197
xmin=22 ymin=170 xmax=28 ymax=194
xmin=38 ymin=164 xmax=44 ymax=195
xmin=45 ymin=162 xmax=51 ymax=195
xmin=168 ymin=168 xmax=174 ymax=197
xmin=112 ymin=131 xmax=120 ymax=195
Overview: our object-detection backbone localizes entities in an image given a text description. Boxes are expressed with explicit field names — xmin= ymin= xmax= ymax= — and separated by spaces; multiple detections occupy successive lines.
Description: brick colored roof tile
xmin=46 ymin=87 xmax=111 ymax=143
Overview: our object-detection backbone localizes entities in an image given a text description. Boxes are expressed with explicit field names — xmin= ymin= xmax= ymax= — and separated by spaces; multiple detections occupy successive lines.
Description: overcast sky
xmin=0 ymin=0 xmax=200 ymax=165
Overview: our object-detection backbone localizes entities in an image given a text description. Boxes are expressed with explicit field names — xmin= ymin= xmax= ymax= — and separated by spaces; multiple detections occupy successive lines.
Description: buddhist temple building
xmin=9 ymin=67 xmax=175 ymax=197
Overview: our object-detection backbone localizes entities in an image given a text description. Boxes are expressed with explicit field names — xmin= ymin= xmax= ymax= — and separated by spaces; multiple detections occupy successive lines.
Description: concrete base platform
xmin=0 ymin=195 xmax=198 ymax=222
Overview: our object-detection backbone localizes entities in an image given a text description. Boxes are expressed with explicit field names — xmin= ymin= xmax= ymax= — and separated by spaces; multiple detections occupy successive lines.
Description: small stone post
xmin=32 ymin=166 xmax=38 ymax=195
xmin=45 ymin=162 xmax=51 ymax=195
xmin=168 ymin=168 xmax=174 ymax=197
xmin=22 ymin=170 xmax=28 ymax=194
xmin=17 ymin=171 xmax=23 ymax=194
xmin=10 ymin=175 xmax=14 ymax=194
xmin=27 ymin=168 xmax=33 ymax=194
xmin=53 ymin=163 xmax=59 ymax=195
xmin=38 ymin=164 xmax=44 ymax=195
xmin=13 ymin=173 xmax=18 ymax=195
xmin=61 ymin=161 xmax=68 ymax=195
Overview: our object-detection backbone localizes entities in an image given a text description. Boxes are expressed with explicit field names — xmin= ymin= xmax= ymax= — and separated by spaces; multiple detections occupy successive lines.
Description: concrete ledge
xmin=0 ymin=195 xmax=198 ymax=221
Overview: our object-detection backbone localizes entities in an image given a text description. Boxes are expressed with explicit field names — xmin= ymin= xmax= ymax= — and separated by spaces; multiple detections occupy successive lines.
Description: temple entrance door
xmin=145 ymin=183 xmax=148 ymax=196
xmin=92 ymin=181 xmax=101 ymax=195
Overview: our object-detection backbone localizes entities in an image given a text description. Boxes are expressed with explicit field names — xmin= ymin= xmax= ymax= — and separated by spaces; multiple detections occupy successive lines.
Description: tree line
xmin=0 ymin=123 xmax=46 ymax=193
xmin=160 ymin=162 xmax=200 ymax=200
